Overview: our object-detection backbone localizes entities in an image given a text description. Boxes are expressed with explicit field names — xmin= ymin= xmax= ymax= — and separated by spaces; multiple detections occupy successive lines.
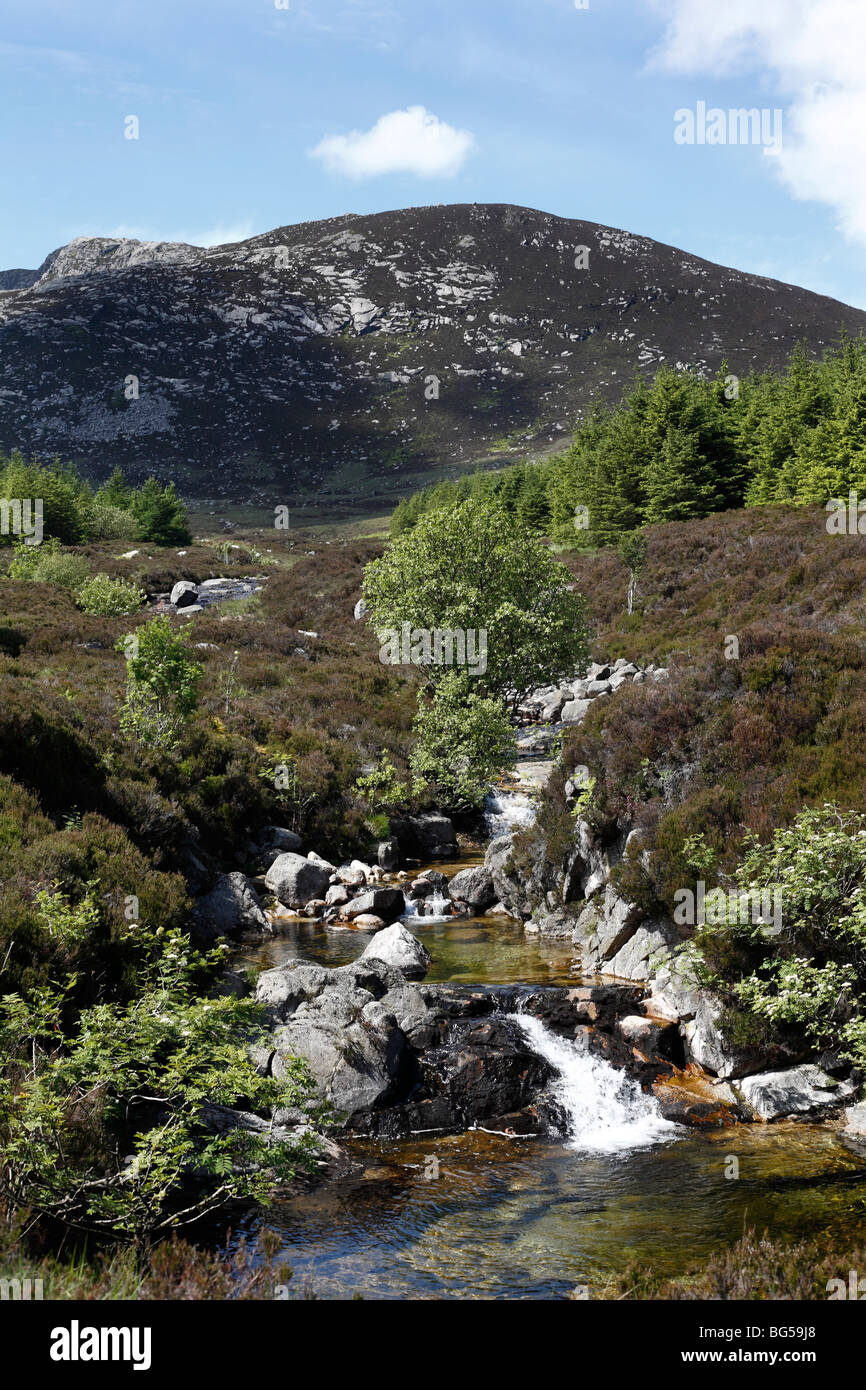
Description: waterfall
xmin=514 ymin=1013 xmax=679 ymax=1153
xmin=402 ymin=890 xmax=452 ymax=923
xmin=483 ymin=787 xmax=537 ymax=838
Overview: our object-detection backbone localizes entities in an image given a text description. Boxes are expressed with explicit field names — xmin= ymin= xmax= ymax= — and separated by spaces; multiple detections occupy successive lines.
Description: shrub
xmin=117 ymin=617 xmax=202 ymax=752
xmin=89 ymin=503 xmax=140 ymax=542
xmin=77 ymin=572 xmax=145 ymax=616
xmin=7 ymin=540 xmax=90 ymax=592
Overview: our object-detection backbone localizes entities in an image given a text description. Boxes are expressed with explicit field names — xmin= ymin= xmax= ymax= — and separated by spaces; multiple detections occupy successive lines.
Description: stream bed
xmin=235 ymin=883 xmax=866 ymax=1299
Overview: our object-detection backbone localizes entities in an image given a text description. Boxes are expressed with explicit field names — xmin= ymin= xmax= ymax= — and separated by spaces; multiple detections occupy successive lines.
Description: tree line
xmin=390 ymin=336 xmax=866 ymax=545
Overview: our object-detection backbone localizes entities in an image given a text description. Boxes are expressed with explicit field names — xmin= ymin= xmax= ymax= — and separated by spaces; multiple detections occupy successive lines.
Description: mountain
xmin=1 ymin=203 xmax=865 ymax=505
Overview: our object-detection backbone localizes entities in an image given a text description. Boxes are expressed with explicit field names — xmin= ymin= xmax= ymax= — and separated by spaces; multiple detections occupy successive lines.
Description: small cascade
xmin=402 ymin=890 xmax=452 ymax=923
xmin=483 ymin=786 xmax=537 ymax=838
xmin=514 ymin=1013 xmax=679 ymax=1153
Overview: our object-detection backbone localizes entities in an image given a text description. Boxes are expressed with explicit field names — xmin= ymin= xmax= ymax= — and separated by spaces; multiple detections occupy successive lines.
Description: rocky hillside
xmin=2 ymin=205 xmax=866 ymax=504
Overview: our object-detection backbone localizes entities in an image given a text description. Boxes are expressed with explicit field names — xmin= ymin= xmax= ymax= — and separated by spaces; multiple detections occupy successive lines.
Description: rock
xmin=541 ymin=691 xmax=567 ymax=721
xmin=352 ymin=914 xmax=386 ymax=930
xmin=360 ymin=924 xmax=433 ymax=980
xmin=353 ymin=598 xmax=367 ymax=621
xmin=605 ymin=920 xmax=676 ymax=982
xmin=391 ymin=813 xmax=458 ymax=859
xmin=737 ymin=1065 xmax=857 ymax=1121
xmin=617 ymin=1014 xmax=682 ymax=1064
xmin=265 ymin=852 xmax=332 ymax=908
xmin=262 ymin=957 xmax=423 ymax=1124
xmin=651 ymin=668 xmax=670 ymax=682
xmin=170 ymin=580 xmax=199 ymax=607
xmin=307 ymin=850 xmax=336 ymax=873
xmin=325 ymin=884 xmax=351 ymax=907
xmin=447 ymin=866 xmax=496 ymax=912
xmin=585 ymin=679 xmax=611 ymax=697
xmin=337 ymin=864 xmax=367 ymax=889
xmin=561 ymin=698 xmax=591 ymax=724
xmin=840 ymin=1102 xmax=866 ymax=1155
xmin=261 ymin=826 xmax=303 ymax=854
xmin=377 ymin=838 xmax=401 ymax=870
xmin=192 ymin=872 xmax=271 ymax=940
xmin=682 ymin=996 xmax=796 ymax=1080
xmin=586 ymin=663 xmax=611 ymax=681
xmin=345 ymin=887 xmax=406 ymax=923
xmin=176 ymin=604 xmax=203 ymax=615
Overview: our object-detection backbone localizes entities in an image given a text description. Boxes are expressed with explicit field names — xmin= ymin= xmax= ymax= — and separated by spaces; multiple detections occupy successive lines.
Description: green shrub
xmin=89 ymin=503 xmax=140 ymax=542
xmin=7 ymin=540 xmax=90 ymax=591
xmin=77 ymin=572 xmax=145 ymax=616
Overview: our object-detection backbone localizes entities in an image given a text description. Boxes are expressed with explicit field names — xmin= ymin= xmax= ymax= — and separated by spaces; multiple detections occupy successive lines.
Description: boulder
xmin=586 ymin=663 xmax=611 ymax=681
xmin=325 ymin=884 xmax=351 ymax=907
xmin=170 ymin=580 xmax=199 ymax=607
xmin=307 ymin=850 xmax=336 ymax=874
xmin=360 ymin=924 xmax=433 ymax=980
xmin=192 ymin=872 xmax=271 ymax=940
xmin=561 ymin=698 xmax=591 ymax=724
xmin=337 ymin=864 xmax=367 ymax=889
xmin=352 ymin=914 xmax=386 ymax=930
xmin=353 ymin=598 xmax=368 ymax=621
xmin=391 ymin=813 xmax=458 ymax=858
xmin=345 ymin=887 xmax=406 ymax=923
xmin=261 ymin=826 xmax=303 ymax=854
xmin=447 ymin=866 xmax=496 ymax=913
xmin=265 ymin=852 xmax=332 ymax=908
xmin=737 ymin=1065 xmax=858 ymax=1121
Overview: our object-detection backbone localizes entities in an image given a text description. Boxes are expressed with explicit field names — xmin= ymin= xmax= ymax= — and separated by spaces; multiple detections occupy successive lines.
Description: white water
xmin=484 ymin=787 xmax=537 ymax=838
xmin=402 ymin=890 xmax=452 ymax=923
xmin=514 ymin=1013 xmax=680 ymax=1154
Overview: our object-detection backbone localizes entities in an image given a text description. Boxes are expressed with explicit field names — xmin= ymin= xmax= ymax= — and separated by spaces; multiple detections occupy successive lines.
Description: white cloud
xmin=105 ymin=219 xmax=255 ymax=247
xmin=309 ymin=106 xmax=475 ymax=179
xmin=646 ymin=0 xmax=866 ymax=244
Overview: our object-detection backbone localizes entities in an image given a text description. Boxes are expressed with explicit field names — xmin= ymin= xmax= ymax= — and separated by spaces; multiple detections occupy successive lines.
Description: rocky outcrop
xmin=391 ymin=813 xmax=458 ymax=859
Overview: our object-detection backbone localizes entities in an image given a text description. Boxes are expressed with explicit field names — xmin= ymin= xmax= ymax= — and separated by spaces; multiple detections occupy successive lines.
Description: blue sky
xmin=2 ymin=0 xmax=865 ymax=307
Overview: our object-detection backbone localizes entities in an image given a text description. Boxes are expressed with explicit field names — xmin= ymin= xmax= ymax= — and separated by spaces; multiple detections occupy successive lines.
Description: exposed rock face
xmin=170 ymin=580 xmax=199 ymax=608
xmin=192 ymin=871 xmax=271 ymax=940
xmin=265 ymin=851 xmax=332 ymax=908
xmin=360 ymin=923 xmax=433 ymax=979
xmin=737 ymin=1066 xmax=858 ymax=1121
xmin=3 ymin=205 xmax=863 ymax=497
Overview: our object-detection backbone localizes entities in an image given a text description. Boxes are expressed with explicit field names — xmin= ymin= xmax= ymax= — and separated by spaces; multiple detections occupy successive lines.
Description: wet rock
xmin=353 ymin=913 xmax=386 ymax=930
xmin=265 ymin=851 xmax=332 ymax=908
xmin=377 ymin=838 xmax=401 ymax=870
xmin=391 ymin=813 xmax=458 ymax=859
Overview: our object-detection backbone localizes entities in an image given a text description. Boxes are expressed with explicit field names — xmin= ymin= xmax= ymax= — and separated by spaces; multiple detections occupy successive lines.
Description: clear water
xmin=233 ymin=837 xmax=866 ymax=1299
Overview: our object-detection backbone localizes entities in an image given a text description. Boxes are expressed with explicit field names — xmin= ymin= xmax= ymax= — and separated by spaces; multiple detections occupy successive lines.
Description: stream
xmin=232 ymin=778 xmax=866 ymax=1299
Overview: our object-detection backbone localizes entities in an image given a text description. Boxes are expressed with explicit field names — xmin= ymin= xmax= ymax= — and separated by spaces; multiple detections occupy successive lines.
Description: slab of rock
xmin=265 ymin=852 xmax=332 ymax=908
xmin=360 ymin=924 xmax=433 ymax=980
xmin=738 ymin=1065 xmax=857 ymax=1120
xmin=345 ymin=887 xmax=406 ymax=923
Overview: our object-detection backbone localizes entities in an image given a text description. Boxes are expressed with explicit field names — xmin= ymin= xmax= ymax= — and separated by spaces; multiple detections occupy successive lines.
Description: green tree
xmin=409 ymin=674 xmax=517 ymax=810
xmin=117 ymin=617 xmax=202 ymax=751
xmin=363 ymin=498 xmax=589 ymax=714
xmin=129 ymin=479 xmax=192 ymax=545
xmin=617 ymin=529 xmax=648 ymax=615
